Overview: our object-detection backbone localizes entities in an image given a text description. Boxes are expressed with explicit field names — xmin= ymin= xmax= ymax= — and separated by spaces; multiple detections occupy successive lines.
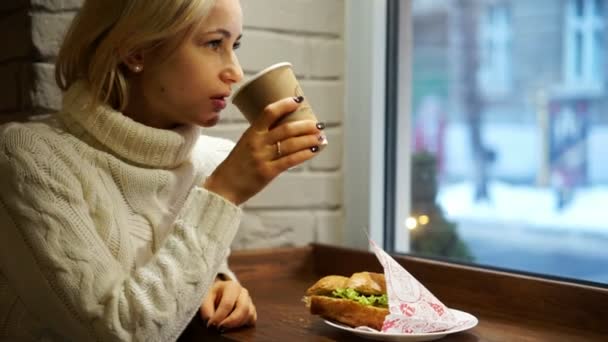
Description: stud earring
xmin=133 ymin=65 xmax=143 ymax=73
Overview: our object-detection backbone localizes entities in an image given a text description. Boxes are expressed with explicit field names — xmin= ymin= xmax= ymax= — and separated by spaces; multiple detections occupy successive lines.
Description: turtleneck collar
xmin=58 ymin=81 xmax=201 ymax=169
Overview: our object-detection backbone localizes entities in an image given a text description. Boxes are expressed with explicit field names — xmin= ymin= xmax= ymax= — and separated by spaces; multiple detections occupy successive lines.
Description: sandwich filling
xmin=331 ymin=288 xmax=388 ymax=308
xmin=306 ymin=272 xmax=390 ymax=330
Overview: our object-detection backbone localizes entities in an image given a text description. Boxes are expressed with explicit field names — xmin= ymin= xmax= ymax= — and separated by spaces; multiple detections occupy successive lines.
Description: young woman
xmin=0 ymin=0 xmax=325 ymax=340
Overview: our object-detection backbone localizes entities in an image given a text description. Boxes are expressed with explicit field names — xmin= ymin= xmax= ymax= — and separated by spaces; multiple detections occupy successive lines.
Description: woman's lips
xmin=211 ymin=98 xmax=227 ymax=111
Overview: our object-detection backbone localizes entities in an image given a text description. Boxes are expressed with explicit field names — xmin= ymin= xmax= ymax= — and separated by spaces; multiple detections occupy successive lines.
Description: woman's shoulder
xmin=0 ymin=117 xmax=71 ymax=165
xmin=0 ymin=118 xmax=89 ymax=199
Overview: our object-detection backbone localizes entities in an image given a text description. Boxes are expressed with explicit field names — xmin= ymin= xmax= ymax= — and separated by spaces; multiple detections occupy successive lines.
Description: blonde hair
xmin=55 ymin=0 xmax=216 ymax=111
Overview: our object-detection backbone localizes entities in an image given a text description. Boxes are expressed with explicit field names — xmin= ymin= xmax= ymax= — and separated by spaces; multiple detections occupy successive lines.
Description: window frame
xmin=343 ymin=0 xmax=387 ymax=249
xmin=343 ymin=0 xmax=412 ymax=252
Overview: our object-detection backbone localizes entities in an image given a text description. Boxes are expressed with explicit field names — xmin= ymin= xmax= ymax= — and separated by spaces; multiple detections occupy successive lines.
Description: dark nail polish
xmin=316 ymin=122 xmax=325 ymax=130
xmin=218 ymin=326 xmax=226 ymax=334
xmin=310 ymin=146 xmax=319 ymax=153
xmin=294 ymin=96 xmax=304 ymax=103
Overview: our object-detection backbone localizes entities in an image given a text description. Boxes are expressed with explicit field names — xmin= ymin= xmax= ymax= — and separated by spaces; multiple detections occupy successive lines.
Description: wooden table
xmin=178 ymin=244 xmax=608 ymax=341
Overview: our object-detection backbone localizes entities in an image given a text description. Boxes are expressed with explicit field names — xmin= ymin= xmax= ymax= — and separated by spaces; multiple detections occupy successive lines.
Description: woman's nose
xmin=222 ymin=55 xmax=244 ymax=84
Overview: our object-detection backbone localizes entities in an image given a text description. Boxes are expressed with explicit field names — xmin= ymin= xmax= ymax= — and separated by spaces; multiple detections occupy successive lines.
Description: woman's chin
xmin=198 ymin=113 xmax=221 ymax=127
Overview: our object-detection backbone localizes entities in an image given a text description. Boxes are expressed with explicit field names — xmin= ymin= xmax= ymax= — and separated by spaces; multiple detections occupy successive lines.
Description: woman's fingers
xmin=271 ymin=134 xmax=325 ymax=159
xmin=199 ymin=280 xmax=258 ymax=332
xmin=264 ymin=119 xmax=320 ymax=145
xmin=207 ymin=282 xmax=239 ymax=327
xmin=218 ymin=289 xmax=256 ymax=329
xmin=252 ymin=96 xmax=302 ymax=131
xmin=273 ymin=148 xmax=321 ymax=170
xmin=199 ymin=288 xmax=217 ymax=323
xmin=261 ymin=117 xmax=326 ymax=161
xmin=249 ymin=303 xmax=258 ymax=326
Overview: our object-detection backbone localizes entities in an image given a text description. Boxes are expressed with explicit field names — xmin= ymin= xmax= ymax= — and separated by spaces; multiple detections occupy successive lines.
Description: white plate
xmin=323 ymin=309 xmax=478 ymax=341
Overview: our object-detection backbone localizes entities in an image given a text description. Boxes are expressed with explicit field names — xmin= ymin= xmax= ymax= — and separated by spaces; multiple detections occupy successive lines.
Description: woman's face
xmin=126 ymin=0 xmax=244 ymax=129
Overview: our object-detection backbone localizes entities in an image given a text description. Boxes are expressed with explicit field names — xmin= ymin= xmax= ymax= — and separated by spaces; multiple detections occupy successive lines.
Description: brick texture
xmin=0 ymin=2 xmax=72 ymax=116
xmin=242 ymin=0 xmax=343 ymax=35
xmin=29 ymin=63 xmax=61 ymax=111
xmin=246 ymin=172 xmax=342 ymax=208
xmin=0 ymin=0 xmax=346 ymax=249
xmin=31 ymin=0 xmax=84 ymax=11
xmin=31 ymin=12 xmax=74 ymax=59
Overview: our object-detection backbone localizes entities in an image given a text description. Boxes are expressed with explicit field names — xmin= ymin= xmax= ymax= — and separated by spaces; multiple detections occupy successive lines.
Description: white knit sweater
xmin=0 ymin=83 xmax=243 ymax=341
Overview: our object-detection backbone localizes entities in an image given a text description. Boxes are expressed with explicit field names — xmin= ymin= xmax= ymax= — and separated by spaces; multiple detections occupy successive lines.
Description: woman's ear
xmin=122 ymin=50 xmax=145 ymax=73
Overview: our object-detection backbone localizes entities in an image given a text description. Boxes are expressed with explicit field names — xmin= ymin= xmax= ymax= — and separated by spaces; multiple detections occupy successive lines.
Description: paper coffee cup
xmin=232 ymin=63 xmax=325 ymax=138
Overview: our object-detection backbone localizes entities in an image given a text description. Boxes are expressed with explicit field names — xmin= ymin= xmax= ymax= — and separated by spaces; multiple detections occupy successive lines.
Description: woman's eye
xmin=233 ymin=41 xmax=241 ymax=50
xmin=206 ymin=39 xmax=222 ymax=50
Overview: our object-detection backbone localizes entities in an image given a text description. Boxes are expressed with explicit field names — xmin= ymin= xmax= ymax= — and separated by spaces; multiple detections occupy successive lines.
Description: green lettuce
xmin=331 ymin=288 xmax=388 ymax=307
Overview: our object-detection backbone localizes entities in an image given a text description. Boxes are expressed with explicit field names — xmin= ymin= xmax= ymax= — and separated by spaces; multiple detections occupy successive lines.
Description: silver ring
xmin=276 ymin=141 xmax=282 ymax=158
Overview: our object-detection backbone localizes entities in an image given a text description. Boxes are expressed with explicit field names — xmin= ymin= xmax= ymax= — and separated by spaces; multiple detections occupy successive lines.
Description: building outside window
xmin=563 ymin=0 xmax=605 ymax=90
xmin=478 ymin=3 xmax=512 ymax=96
xmin=382 ymin=0 xmax=608 ymax=285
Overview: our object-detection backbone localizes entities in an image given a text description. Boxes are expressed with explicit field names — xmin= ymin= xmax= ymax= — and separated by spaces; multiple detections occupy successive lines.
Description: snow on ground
xmin=435 ymin=181 xmax=608 ymax=283
xmin=437 ymin=181 xmax=608 ymax=235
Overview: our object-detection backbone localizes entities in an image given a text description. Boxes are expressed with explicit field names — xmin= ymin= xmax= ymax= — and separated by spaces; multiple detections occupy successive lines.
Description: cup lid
xmin=231 ymin=62 xmax=293 ymax=102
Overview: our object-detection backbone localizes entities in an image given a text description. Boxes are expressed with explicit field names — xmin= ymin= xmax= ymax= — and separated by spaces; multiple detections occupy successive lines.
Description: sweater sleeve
xmin=0 ymin=126 xmax=242 ymax=341
xmin=216 ymin=251 xmax=238 ymax=282
xmin=196 ymin=135 xmax=240 ymax=283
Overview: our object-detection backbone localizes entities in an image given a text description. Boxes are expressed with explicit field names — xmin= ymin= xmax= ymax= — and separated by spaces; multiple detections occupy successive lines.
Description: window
xmin=563 ymin=0 xmax=605 ymax=89
xmin=382 ymin=0 xmax=608 ymax=285
xmin=478 ymin=3 xmax=512 ymax=95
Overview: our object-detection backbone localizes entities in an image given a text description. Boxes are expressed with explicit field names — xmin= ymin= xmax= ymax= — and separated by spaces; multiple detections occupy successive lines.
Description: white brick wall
xmin=208 ymin=0 xmax=345 ymax=249
xmin=0 ymin=0 xmax=346 ymax=250
xmin=30 ymin=0 xmax=84 ymax=11
xmin=241 ymin=0 xmax=343 ymax=35
xmin=31 ymin=12 xmax=76 ymax=59
xmin=0 ymin=1 xmax=78 ymax=117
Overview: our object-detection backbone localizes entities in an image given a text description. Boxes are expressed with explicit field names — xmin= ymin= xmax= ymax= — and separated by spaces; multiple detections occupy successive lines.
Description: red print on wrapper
xmin=400 ymin=304 xmax=416 ymax=317
xmin=428 ymin=301 xmax=445 ymax=316
xmin=382 ymin=318 xmax=400 ymax=331
xmin=369 ymin=240 xmax=476 ymax=334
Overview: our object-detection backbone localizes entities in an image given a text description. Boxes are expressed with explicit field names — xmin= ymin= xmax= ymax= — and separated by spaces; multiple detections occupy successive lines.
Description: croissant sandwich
xmin=303 ymin=272 xmax=389 ymax=330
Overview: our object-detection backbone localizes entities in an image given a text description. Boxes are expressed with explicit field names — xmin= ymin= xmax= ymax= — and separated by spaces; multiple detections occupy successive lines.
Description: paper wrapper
xmin=370 ymin=240 xmax=473 ymax=334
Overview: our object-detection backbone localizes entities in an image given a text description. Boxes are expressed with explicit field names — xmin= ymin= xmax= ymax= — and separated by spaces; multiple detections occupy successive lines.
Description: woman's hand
xmin=204 ymin=96 xmax=325 ymax=205
xmin=200 ymin=279 xmax=257 ymax=331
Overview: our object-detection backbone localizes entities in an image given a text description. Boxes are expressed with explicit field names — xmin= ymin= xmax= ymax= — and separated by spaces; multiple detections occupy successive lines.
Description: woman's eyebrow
xmin=204 ymin=28 xmax=243 ymax=40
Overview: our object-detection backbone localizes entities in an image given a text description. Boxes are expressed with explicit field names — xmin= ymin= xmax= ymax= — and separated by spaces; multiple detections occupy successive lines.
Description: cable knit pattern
xmin=0 ymin=82 xmax=242 ymax=341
